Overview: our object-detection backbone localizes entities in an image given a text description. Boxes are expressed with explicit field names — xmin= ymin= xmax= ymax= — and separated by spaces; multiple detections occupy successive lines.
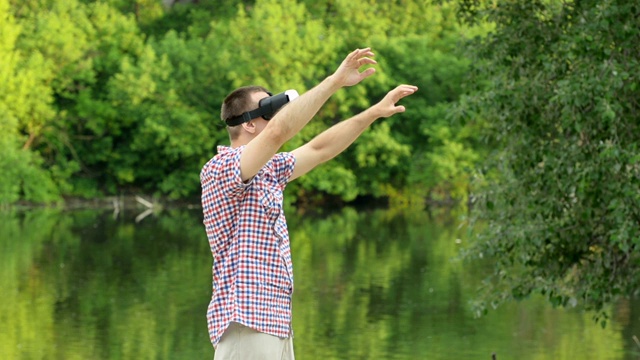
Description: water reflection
xmin=1 ymin=208 xmax=639 ymax=359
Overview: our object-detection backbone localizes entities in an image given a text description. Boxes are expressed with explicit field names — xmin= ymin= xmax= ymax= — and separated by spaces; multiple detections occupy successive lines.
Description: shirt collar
xmin=217 ymin=145 xmax=244 ymax=154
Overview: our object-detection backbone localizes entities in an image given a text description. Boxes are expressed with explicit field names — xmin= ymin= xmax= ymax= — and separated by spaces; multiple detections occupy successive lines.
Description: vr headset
xmin=225 ymin=89 xmax=299 ymax=127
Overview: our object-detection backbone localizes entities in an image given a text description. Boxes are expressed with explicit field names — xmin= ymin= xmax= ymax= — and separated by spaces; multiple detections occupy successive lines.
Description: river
xmin=1 ymin=207 xmax=639 ymax=359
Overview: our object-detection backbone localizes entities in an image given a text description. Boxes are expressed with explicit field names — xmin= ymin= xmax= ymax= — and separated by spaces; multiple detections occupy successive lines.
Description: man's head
xmin=221 ymin=86 xmax=300 ymax=142
xmin=221 ymin=85 xmax=271 ymax=141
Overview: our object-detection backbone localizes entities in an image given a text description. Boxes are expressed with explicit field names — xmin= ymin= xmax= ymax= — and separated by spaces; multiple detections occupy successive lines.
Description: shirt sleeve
xmin=201 ymin=147 xmax=250 ymax=199
xmin=271 ymin=152 xmax=296 ymax=188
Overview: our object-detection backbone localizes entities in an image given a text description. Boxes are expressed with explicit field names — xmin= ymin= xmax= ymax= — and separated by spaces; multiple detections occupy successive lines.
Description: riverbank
xmin=7 ymin=192 xmax=464 ymax=213
xmin=10 ymin=195 xmax=201 ymax=211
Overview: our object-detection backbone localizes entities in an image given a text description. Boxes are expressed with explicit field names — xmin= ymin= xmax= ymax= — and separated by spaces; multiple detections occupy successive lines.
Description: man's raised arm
xmin=290 ymin=84 xmax=418 ymax=181
xmin=239 ymin=48 xmax=377 ymax=182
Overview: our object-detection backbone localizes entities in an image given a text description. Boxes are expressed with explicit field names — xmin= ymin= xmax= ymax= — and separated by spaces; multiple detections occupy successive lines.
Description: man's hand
xmin=331 ymin=48 xmax=377 ymax=87
xmin=372 ymin=84 xmax=419 ymax=118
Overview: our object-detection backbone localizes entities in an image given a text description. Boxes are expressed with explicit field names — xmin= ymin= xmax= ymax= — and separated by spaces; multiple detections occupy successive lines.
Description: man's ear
xmin=241 ymin=120 xmax=256 ymax=134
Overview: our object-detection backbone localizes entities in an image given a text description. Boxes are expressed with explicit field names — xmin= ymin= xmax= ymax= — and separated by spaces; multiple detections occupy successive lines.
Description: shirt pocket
xmin=259 ymin=187 xmax=283 ymax=221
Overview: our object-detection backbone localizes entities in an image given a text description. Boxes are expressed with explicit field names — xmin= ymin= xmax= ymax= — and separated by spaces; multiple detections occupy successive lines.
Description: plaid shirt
xmin=200 ymin=145 xmax=296 ymax=347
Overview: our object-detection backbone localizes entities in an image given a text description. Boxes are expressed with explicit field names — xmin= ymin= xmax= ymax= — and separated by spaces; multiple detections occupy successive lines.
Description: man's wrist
xmin=362 ymin=106 xmax=382 ymax=122
xmin=324 ymin=74 xmax=344 ymax=92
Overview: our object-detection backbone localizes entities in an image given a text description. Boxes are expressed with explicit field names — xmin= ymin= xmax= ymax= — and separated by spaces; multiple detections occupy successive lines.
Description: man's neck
xmin=230 ymin=138 xmax=249 ymax=148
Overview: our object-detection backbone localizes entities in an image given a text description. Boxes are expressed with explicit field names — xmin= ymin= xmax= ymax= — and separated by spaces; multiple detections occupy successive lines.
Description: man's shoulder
xmin=270 ymin=151 xmax=295 ymax=163
xmin=203 ymin=146 xmax=240 ymax=166
xmin=200 ymin=146 xmax=238 ymax=182
xmin=215 ymin=145 xmax=241 ymax=159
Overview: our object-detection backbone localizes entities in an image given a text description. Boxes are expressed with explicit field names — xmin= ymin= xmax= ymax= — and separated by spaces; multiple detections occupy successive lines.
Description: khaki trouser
xmin=214 ymin=322 xmax=295 ymax=360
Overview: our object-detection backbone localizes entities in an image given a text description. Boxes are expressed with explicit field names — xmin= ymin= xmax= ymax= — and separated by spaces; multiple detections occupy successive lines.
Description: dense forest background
xmin=0 ymin=0 xmax=486 ymax=207
xmin=1 ymin=0 xmax=639 ymax=324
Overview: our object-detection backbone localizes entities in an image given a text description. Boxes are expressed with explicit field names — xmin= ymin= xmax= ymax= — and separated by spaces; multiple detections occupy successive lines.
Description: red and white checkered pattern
xmin=200 ymin=145 xmax=296 ymax=346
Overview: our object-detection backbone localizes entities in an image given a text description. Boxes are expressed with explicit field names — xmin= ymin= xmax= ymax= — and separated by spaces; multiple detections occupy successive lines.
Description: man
xmin=200 ymin=47 xmax=418 ymax=359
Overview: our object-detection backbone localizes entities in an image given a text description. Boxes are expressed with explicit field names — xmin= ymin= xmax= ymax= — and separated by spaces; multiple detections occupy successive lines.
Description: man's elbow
xmin=310 ymin=144 xmax=333 ymax=165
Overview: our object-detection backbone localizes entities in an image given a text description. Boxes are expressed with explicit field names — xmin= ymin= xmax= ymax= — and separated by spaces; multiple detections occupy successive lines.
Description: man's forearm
xmin=301 ymin=83 xmax=418 ymax=164
xmin=266 ymin=75 xmax=342 ymax=145
xmin=305 ymin=108 xmax=379 ymax=163
xmin=288 ymin=84 xmax=416 ymax=181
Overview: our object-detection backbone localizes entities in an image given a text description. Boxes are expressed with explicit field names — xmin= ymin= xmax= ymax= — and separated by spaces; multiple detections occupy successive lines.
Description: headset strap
xmin=225 ymin=106 xmax=271 ymax=127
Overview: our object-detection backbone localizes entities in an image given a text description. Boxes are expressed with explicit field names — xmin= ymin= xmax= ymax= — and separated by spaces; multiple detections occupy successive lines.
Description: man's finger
xmin=358 ymin=58 xmax=377 ymax=66
xmin=388 ymin=88 xmax=417 ymax=103
xmin=356 ymin=48 xmax=373 ymax=56
xmin=349 ymin=47 xmax=373 ymax=61
xmin=360 ymin=67 xmax=376 ymax=78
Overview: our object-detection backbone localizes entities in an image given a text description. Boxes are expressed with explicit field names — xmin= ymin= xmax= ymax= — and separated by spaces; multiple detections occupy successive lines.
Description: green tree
xmin=79 ymin=0 xmax=165 ymax=26
xmin=286 ymin=0 xmax=489 ymax=204
xmin=372 ymin=33 xmax=484 ymax=204
xmin=0 ymin=0 xmax=62 ymax=204
xmin=1 ymin=0 xmax=490 ymax=205
xmin=105 ymin=43 xmax=216 ymax=198
xmin=459 ymin=0 xmax=640 ymax=323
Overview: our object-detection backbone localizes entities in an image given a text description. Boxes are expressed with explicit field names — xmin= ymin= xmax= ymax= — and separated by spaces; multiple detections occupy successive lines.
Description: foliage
xmin=0 ymin=0 xmax=62 ymax=204
xmin=1 ymin=0 xmax=485 ymax=205
xmin=376 ymin=34 xmax=484 ymax=203
xmin=458 ymin=0 xmax=640 ymax=323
